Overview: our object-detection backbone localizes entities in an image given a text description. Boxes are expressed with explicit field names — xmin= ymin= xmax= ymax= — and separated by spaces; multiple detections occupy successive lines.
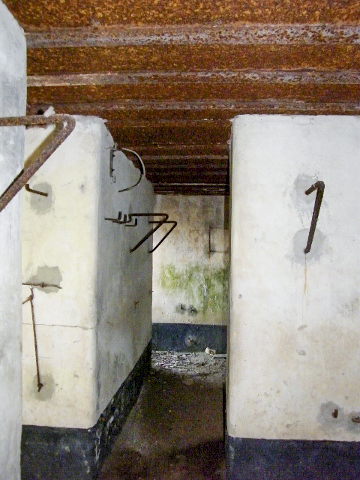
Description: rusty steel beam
xmin=0 ymin=115 xmax=75 ymax=213
xmin=154 ymin=183 xmax=229 ymax=195
xmin=147 ymin=171 xmax=228 ymax=179
xmin=26 ymin=84 xmax=360 ymax=113
xmin=27 ymin=44 xmax=360 ymax=75
xmin=27 ymin=69 xmax=360 ymax=87
xmin=124 ymin=145 xmax=228 ymax=154
xmin=4 ymin=0 xmax=360 ymax=29
xmin=109 ymin=125 xmax=231 ymax=147
xmin=26 ymin=98 xmax=360 ymax=113
xmin=142 ymin=154 xmax=228 ymax=161
xmin=26 ymin=24 xmax=360 ymax=49
xmin=120 ymin=145 xmax=229 ymax=158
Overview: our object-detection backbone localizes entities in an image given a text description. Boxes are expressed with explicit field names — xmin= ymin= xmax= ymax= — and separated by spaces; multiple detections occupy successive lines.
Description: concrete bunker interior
xmin=1 ymin=0 xmax=360 ymax=478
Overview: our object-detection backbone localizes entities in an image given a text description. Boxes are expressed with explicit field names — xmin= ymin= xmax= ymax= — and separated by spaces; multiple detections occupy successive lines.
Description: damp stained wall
xmin=0 ymin=2 xmax=26 ymax=478
xmin=228 ymin=115 xmax=360 ymax=441
xmin=22 ymin=116 xmax=154 ymax=428
xmin=152 ymin=195 xmax=229 ymax=326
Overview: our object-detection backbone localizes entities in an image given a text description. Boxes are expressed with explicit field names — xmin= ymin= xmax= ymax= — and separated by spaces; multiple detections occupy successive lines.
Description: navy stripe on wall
xmin=152 ymin=323 xmax=227 ymax=354
xmin=226 ymin=436 xmax=360 ymax=480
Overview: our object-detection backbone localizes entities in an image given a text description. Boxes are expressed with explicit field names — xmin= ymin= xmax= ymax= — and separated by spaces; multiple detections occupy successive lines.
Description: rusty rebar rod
xmin=0 ymin=115 xmax=76 ymax=213
xmin=23 ymin=287 xmax=43 ymax=392
xmin=129 ymin=213 xmax=168 ymax=253
xmin=25 ymin=184 xmax=48 ymax=197
xmin=149 ymin=220 xmax=177 ymax=253
xmin=304 ymin=180 xmax=325 ymax=254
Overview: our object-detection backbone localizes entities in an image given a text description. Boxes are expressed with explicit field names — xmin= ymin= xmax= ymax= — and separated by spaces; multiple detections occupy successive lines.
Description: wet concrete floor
xmin=99 ymin=351 xmax=226 ymax=479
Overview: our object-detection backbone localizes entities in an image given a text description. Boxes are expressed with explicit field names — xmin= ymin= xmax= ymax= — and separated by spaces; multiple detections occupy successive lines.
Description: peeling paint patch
xmin=32 ymin=373 xmax=55 ymax=401
xmin=28 ymin=182 xmax=53 ymax=214
xmin=27 ymin=265 xmax=62 ymax=293
xmin=293 ymin=228 xmax=325 ymax=264
xmin=318 ymin=402 xmax=360 ymax=435
xmin=160 ymin=264 xmax=229 ymax=314
xmin=292 ymin=174 xmax=318 ymax=212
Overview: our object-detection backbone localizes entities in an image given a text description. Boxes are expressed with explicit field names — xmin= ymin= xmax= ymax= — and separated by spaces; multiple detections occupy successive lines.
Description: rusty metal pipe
xmin=0 ymin=115 xmax=75 ymax=213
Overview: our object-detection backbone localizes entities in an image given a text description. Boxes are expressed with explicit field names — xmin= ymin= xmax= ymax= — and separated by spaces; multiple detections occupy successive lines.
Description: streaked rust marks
xmin=26 ymin=24 xmax=360 ymax=48
xmin=4 ymin=0 xmax=360 ymax=29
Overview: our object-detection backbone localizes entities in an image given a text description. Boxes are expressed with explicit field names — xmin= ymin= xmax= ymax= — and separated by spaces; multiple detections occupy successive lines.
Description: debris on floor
xmin=99 ymin=351 xmax=226 ymax=480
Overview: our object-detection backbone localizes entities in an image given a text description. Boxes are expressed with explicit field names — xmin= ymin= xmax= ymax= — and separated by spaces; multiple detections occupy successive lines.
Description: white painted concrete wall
xmin=0 ymin=3 xmax=26 ymax=478
xmin=0 ymin=1 xmax=26 ymax=479
xmin=22 ymin=116 xmax=153 ymax=428
xmin=96 ymin=143 xmax=154 ymax=415
xmin=229 ymin=115 xmax=360 ymax=441
xmin=152 ymin=195 xmax=229 ymax=326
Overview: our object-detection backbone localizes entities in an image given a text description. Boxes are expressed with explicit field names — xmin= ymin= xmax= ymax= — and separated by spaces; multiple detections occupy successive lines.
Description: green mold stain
xmin=160 ymin=264 xmax=229 ymax=314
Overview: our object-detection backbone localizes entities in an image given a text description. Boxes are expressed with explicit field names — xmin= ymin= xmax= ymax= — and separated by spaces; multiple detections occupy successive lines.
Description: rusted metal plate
xmin=154 ymin=184 xmax=229 ymax=195
xmin=146 ymin=171 xmax=228 ymax=182
xmin=109 ymin=125 xmax=231 ymax=146
xmin=27 ymin=99 xmax=360 ymax=119
xmin=27 ymin=45 xmax=360 ymax=76
xmin=27 ymin=83 xmax=360 ymax=106
xmin=125 ymin=145 xmax=229 ymax=158
xmin=4 ymin=0 xmax=360 ymax=29
xmin=5 ymin=1 xmax=359 ymax=195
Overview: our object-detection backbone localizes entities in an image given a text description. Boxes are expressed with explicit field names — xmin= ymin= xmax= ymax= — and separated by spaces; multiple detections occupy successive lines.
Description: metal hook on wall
xmin=0 ymin=114 xmax=75 ymax=213
xmin=304 ymin=180 xmax=325 ymax=254
xmin=104 ymin=212 xmax=177 ymax=253
xmin=25 ymin=184 xmax=48 ymax=197
xmin=149 ymin=220 xmax=177 ymax=253
xmin=105 ymin=211 xmax=135 ymax=225
xmin=129 ymin=213 xmax=169 ymax=253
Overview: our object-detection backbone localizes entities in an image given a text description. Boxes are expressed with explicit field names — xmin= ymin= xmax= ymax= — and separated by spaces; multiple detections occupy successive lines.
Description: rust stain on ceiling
xmin=3 ymin=0 xmax=360 ymax=194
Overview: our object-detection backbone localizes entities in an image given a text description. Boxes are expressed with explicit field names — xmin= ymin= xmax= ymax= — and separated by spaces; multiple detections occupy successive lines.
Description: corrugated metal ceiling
xmin=4 ymin=0 xmax=360 ymax=194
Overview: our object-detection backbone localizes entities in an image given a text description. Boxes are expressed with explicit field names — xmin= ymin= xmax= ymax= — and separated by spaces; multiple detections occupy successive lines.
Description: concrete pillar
xmin=0 ymin=2 xmax=26 ymax=478
xmin=228 ymin=115 xmax=360 ymax=478
xmin=21 ymin=118 xmax=154 ymax=478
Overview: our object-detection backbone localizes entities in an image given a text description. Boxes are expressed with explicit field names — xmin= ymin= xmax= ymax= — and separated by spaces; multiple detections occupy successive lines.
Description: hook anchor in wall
xmin=25 ymin=184 xmax=48 ymax=197
xmin=22 ymin=281 xmax=62 ymax=392
xmin=304 ymin=180 xmax=325 ymax=254
xmin=22 ymin=287 xmax=43 ymax=392
xmin=104 ymin=212 xmax=177 ymax=253
xmin=0 ymin=114 xmax=75 ymax=213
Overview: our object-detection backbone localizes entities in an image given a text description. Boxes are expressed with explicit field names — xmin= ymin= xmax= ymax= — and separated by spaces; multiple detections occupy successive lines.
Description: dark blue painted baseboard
xmin=152 ymin=323 xmax=227 ymax=354
xmin=21 ymin=342 xmax=151 ymax=480
xmin=226 ymin=435 xmax=360 ymax=479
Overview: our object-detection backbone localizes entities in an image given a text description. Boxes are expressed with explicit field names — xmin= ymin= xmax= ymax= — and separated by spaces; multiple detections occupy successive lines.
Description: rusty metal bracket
xmin=149 ymin=220 xmax=177 ymax=253
xmin=105 ymin=211 xmax=177 ymax=253
xmin=0 ymin=115 xmax=76 ymax=213
xmin=129 ymin=213 xmax=168 ymax=253
xmin=304 ymin=180 xmax=325 ymax=254
xmin=105 ymin=211 xmax=133 ymax=225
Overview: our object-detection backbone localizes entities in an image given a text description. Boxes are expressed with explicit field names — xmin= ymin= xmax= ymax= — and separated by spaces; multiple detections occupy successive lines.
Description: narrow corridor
xmin=99 ymin=352 xmax=226 ymax=479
